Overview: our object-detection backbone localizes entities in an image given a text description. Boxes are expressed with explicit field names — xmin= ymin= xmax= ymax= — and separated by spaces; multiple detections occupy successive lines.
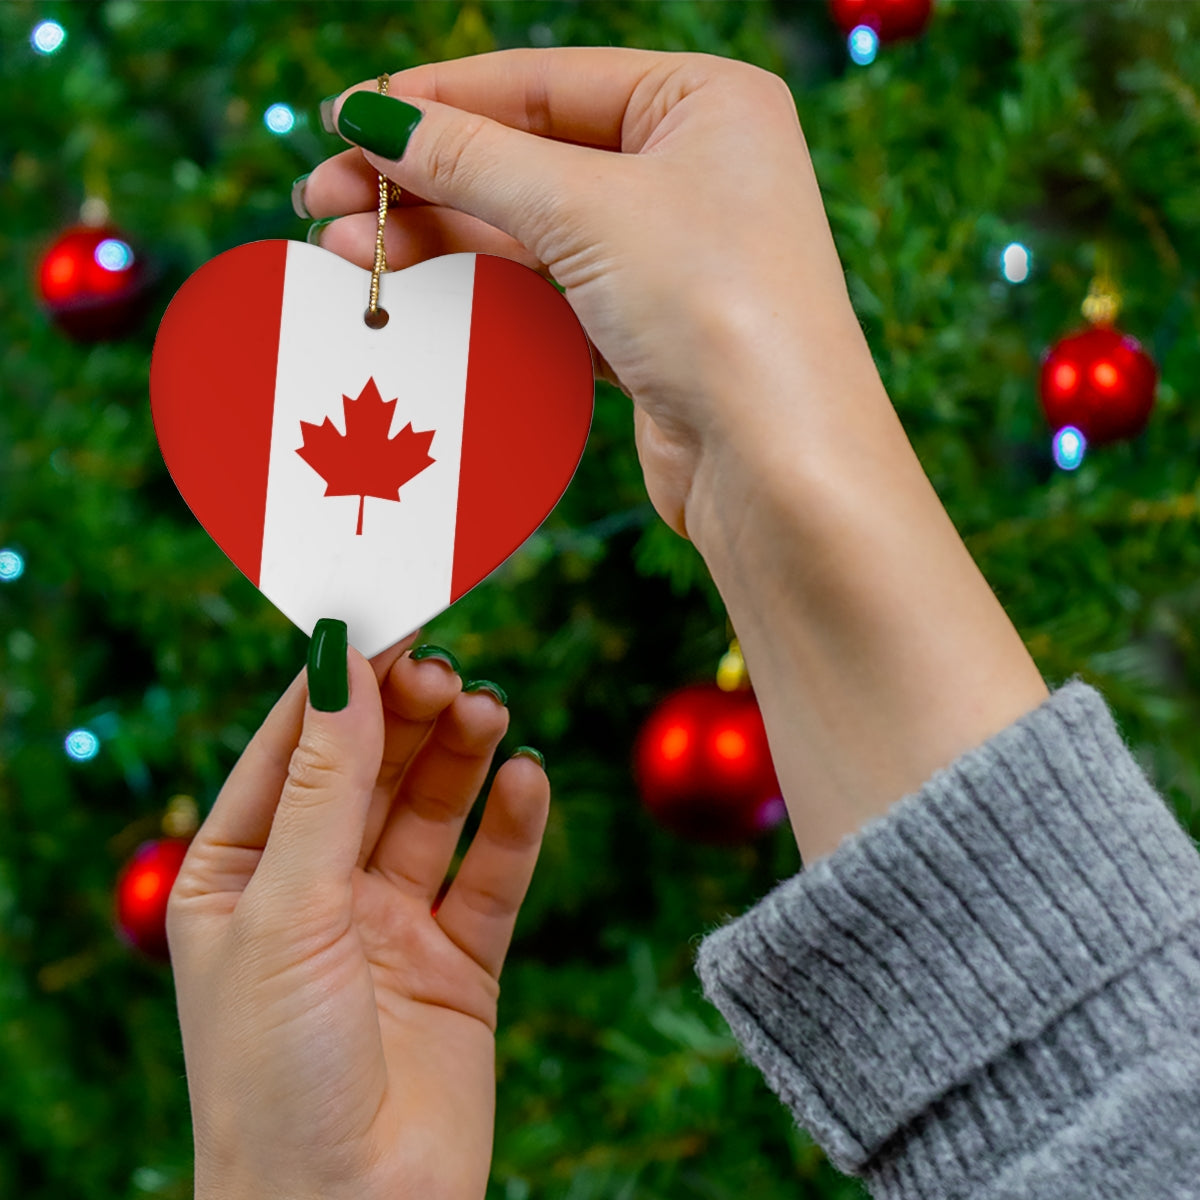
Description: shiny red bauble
xmin=37 ymin=224 xmax=151 ymax=340
xmin=828 ymin=0 xmax=933 ymax=41
xmin=1039 ymin=325 xmax=1158 ymax=446
xmin=114 ymin=838 xmax=191 ymax=961
xmin=633 ymin=683 xmax=785 ymax=845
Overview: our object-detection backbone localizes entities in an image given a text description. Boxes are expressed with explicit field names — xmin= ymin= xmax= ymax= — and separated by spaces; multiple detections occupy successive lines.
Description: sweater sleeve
xmin=692 ymin=678 xmax=1200 ymax=1199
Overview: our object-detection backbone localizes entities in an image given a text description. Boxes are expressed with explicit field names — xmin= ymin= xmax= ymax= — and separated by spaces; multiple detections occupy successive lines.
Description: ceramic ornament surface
xmin=150 ymin=241 xmax=594 ymax=656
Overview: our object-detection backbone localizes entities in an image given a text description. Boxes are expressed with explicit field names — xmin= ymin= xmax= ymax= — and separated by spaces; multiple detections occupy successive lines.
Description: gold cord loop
xmin=366 ymin=73 xmax=396 ymax=327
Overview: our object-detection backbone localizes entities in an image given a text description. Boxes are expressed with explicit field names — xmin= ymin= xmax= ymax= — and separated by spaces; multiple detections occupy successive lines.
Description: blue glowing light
xmin=31 ymin=20 xmax=66 ymax=55
xmin=1001 ymin=242 xmax=1032 ymax=284
xmin=0 ymin=549 xmax=24 ymax=582
xmin=1052 ymin=425 xmax=1087 ymax=471
xmin=65 ymin=729 xmax=100 ymax=762
xmin=95 ymin=238 xmax=134 ymax=272
xmin=264 ymin=103 xmax=296 ymax=135
xmin=848 ymin=25 xmax=879 ymax=66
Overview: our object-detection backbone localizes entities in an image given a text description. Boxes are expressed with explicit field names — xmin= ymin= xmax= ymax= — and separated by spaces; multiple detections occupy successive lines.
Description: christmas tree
xmin=2 ymin=2 xmax=1199 ymax=1197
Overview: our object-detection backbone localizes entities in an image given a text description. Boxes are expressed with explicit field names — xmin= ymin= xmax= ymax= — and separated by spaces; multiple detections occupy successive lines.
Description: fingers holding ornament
xmin=307 ymin=205 xmax=544 ymax=277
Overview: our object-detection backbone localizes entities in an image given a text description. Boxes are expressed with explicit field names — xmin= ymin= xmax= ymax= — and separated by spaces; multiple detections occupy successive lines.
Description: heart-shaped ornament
xmin=150 ymin=241 xmax=594 ymax=656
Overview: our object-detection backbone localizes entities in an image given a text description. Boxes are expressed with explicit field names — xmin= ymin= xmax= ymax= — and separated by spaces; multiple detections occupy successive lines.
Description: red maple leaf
xmin=296 ymin=378 xmax=436 ymax=535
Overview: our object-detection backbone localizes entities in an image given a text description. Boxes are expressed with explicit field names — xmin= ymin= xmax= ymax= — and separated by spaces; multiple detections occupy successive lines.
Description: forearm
xmin=687 ymin=318 xmax=1049 ymax=864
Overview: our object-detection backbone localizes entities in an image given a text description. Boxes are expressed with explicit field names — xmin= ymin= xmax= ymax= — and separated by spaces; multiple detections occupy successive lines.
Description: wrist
xmin=684 ymin=338 xmax=1048 ymax=863
xmin=683 ymin=307 xmax=895 ymax=568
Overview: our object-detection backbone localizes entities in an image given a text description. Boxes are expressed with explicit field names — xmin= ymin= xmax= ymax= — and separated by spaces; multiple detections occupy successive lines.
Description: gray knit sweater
xmin=693 ymin=678 xmax=1200 ymax=1198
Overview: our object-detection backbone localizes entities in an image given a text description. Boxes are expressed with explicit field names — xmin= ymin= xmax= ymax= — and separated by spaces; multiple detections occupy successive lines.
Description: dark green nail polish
xmin=308 ymin=618 xmax=348 ymax=712
xmin=512 ymin=746 xmax=545 ymax=769
xmin=336 ymin=91 xmax=423 ymax=159
xmin=291 ymin=173 xmax=311 ymax=219
xmin=306 ymin=217 xmax=335 ymax=246
xmin=319 ymin=94 xmax=339 ymax=134
xmin=410 ymin=644 xmax=460 ymax=673
xmin=464 ymin=679 xmax=508 ymax=706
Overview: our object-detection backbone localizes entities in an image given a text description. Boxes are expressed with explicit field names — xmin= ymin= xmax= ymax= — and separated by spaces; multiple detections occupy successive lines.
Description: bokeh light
xmin=848 ymin=25 xmax=879 ymax=66
xmin=31 ymin=20 xmax=66 ymax=55
xmin=0 ymin=549 xmax=24 ymax=581
xmin=1052 ymin=425 xmax=1086 ymax=471
xmin=65 ymin=729 xmax=101 ymax=761
xmin=1001 ymin=242 xmax=1031 ymax=283
xmin=264 ymin=103 xmax=296 ymax=134
xmin=713 ymin=727 xmax=748 ymax=763
xmin=95 ymin=238 xmax=134 ymax=272
xmin=659 ymin=724 xmax=690 ymax=763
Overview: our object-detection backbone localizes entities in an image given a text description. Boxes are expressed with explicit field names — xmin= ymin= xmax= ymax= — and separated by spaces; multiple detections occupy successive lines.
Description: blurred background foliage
xmin=1 ymin=1 xmax=1199 ymax=1197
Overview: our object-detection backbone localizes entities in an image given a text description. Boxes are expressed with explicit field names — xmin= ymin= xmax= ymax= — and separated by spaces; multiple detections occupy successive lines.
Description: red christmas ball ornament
xmin=634 ymin=683 xmax=785 ymax=845
xmin=114 ymin=837 xmax=191 ymax=961
xmin=828 ymin=0 xmax=933 ymax=42
xmin=37 ymin=224 xmax=151 ymax=340
xmin=1039 ymin=325 xmax=1157 ymax=446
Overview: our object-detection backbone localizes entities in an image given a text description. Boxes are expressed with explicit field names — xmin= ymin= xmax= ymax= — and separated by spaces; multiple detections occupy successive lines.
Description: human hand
xmin=167 ymin=628 xmax=549 ymax=1200
xmin=299 ymin=49 xmax=1047 ymax=870
xmin=299 ymin=47 xmax=881 ymax=548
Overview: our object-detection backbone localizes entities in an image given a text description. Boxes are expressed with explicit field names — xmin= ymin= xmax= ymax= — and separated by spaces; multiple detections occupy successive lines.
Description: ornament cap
xmin=162 ymin=794 xmax=199 ymax=839
xmin=1082 ymin=248 xmax=1122 ymax=326
xmin=717 ymin=638 xmax=749 ymax=691
xmin=1081 ymin=282 xmax=1121 ymax=327
xmin=79 ymin=196 xmax=111 ymax=227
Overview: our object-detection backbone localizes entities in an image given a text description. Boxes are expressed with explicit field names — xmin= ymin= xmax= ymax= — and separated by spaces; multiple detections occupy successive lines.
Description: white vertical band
xmin=259 ymin=245 xmax=476 ymax=656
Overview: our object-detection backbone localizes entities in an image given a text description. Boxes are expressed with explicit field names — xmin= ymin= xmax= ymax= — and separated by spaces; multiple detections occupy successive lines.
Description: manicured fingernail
xmin=463 ymin=679 xmax=508 ymax=706
xmin=336 ymin=91 xmax=423 ymax=159
xmin=291 ymin=173 xmax=311 ymax=219
xmin=308 ymin=618 xmax=348 ymax=712
xmin=306 ymin=217 xmax=335 ymax=246
xmin=512 ymin=746 xmax=545 ymax=769
xmin=319 ymin=94 xmax=339 ymax=134
xmin=410 ymin=644 xmax=460 ymax=673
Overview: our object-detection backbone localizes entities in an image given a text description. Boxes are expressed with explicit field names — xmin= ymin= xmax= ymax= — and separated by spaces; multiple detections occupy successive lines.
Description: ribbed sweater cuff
xmin=693 ymin=678 xmax=1200 ymax=1185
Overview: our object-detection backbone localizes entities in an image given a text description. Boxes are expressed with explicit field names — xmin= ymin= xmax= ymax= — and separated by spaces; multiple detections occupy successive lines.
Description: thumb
xmin=330 ymin=88 xmax=604 ymax=260
xmin=253 ymin=619 xmax=384 ymax=904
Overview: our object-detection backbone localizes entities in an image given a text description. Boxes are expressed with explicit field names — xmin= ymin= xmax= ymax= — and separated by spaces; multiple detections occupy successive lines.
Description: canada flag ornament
xmin=150 ymin=241 xmax=594 ymax=655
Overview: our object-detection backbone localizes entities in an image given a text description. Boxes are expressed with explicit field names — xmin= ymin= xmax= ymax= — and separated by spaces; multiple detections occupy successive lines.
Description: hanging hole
xmin=363 ymin=307 xmax=389 ymax=330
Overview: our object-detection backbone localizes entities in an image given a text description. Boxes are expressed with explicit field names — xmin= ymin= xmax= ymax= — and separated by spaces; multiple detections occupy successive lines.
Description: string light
xmin=1052 ymin=425 xmax=1086 ymax=471
xmin=1000 ymin=242 xmax=1032 ymax=284
xmin=95 ymin=238 xmax=134 ymax=272
xmin=848 ymin=25 xmax=880 ymax=65
xmin=264 ymin=103 xmax=296 ymax=135
xmin=31 ymin=20 xmax=66 ymax=55
xmin=65 ymin=729 xmax=101 ymax=761
xmin=0 ymin=549 xmax=24 ymax=581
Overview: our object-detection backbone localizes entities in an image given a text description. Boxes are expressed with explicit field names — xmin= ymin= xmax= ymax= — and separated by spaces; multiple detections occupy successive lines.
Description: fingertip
xmin=319 ymin=92 xmax=342 ymax=135
xmin=346 ymin=644 xmax=383 ymax=705
xmin=510 ymin=745 xmax=545 ymax=770
xmin=491 ymin=752 xmax=552 ymax=833
xmin=495 ymin=748 xmax=551 ymax=799
xmin=307 ymin=618 xmax=349 ymax=713
xmin=452 ymin=684 xmax=511 ymax=739
xmin=368 ymin=631 xmax=420 ymax=686
xmin=381 ymin=644 xmax=463 ymax=722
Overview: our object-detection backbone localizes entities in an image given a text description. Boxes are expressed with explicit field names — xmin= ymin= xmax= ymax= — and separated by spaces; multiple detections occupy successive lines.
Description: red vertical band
xmin=450 ymin=255 xmax=594 ymax=603
xmin=149 ymin=240 xmax=287 ymax=586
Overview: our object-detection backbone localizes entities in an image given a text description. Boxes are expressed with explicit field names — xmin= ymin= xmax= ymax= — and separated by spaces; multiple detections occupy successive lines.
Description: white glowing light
xmin=1001 ymin=242 xmax=1032 ymax=284
xmin=32 ymin=20 xmax=66 ymax=55
xmin=65 ymin=729 xmax=100 ymax=761
xmin=848 ymin=25 xmax=879 ymax=66
xmin=1052 ymin=425 xmax=1086 ymax=471
xmin=0 ymin=549 xmax=24 ymax=581
xmin=95 ymin=238 xmax=134 ymax=272
xmin=264 ymin=103 xmax=296 ymax=135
